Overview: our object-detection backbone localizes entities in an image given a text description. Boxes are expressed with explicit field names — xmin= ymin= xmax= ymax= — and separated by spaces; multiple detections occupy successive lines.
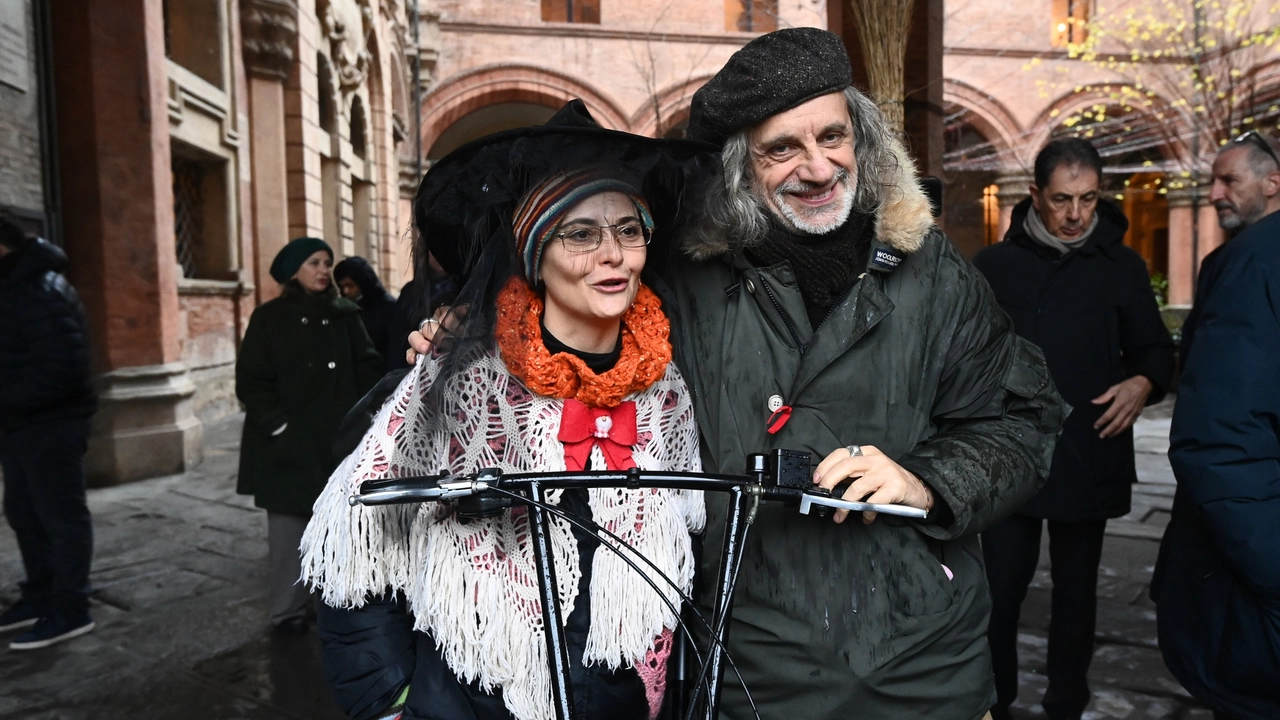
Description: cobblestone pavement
xmin=0 ymin=402 xmax=1207 ymax=719
xmin=1009 ymin=399 xmax=1211 ymax=720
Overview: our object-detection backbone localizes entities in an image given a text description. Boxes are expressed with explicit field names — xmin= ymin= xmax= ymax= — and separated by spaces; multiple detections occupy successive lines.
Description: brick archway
xmin=1026 ymin=84 xmax=1181 ymax=162
xmin=420 ymin=65 xmax=630 ymax=154
xmin=943 ymin=79 xmax=1023 ymax=169
xmin=629 ymin=75 xmax=714 ymax=138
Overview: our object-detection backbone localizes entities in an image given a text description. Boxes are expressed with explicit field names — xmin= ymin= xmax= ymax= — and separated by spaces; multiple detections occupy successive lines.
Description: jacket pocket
xmin=845 ymin=533 xmax=959 ymax=677
xmin=1002 ymin=337 xmax=1051 ymax=402
xmin=1218 ymin=574 xmax=1280 ymax=699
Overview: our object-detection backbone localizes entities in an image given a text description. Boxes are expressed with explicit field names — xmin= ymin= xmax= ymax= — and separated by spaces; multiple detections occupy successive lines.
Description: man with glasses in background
xmin=1151 ymin=130 xmax=1280 ymax=718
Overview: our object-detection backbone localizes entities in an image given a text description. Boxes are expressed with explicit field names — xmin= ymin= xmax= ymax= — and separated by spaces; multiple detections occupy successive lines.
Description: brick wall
xmin=178 ymin=286 xmax=251 ymax=422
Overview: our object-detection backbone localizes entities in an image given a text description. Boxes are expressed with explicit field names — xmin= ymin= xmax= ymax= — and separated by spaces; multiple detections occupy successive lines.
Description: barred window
xmin=172 ymin=156 xmax=204 ymax=279
xmin=171 ymin=145 xmax=231 ymax=279
xmin=542 ymin=0 xmax=600 ymax=23
xmin=1051 ymin=0 xmax=1090 ymax=47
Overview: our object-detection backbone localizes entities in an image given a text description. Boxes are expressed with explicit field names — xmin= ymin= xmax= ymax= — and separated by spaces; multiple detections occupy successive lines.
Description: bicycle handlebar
xmin=348 ymin=463 xmax=928 ymax=520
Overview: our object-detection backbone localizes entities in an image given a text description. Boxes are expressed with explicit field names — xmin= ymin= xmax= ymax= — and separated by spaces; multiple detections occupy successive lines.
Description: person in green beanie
xmin=236 ymin=237 xmax=383 ymax=633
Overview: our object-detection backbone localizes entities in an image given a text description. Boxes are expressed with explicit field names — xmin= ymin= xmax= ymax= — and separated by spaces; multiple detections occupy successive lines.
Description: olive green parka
xmin=661 ymin=139 xmax=1066 ymax=719
xmin=235 ymin=289 xmax=383 ymax=516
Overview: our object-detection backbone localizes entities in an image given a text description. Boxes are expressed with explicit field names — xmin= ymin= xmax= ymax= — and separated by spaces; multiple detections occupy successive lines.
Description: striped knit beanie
xmin=512 ymin=168 xmax=654 ymax=285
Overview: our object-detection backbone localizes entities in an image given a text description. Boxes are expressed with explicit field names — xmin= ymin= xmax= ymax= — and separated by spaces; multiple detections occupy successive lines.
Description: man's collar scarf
xmin=1024 ymin=208 xmax=1099 ymax=257
xmin=745 ymin=211 xmax=873 ymax=327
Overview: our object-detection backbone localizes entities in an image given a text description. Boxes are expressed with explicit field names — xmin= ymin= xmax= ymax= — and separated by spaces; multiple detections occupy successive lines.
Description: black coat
xmin=0 ymin=239 xmax=97 ymax=431
xmin=335 ymin=256 xmax=398 ymax=363
xmin=973 ymin=199 xmax=1175 ymax=520
xmin=235 ymin=290 xmax=383 ymax=515
xmin=358 ymin=292 xmax=396 ymax=364
xmin=1151 ymin=211 xmax=1280 ymax=718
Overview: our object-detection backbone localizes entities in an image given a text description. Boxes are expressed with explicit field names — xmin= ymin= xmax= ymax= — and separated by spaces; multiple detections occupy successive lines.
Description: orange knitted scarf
xmin=495 ymin=276 xmax=672 ymax=408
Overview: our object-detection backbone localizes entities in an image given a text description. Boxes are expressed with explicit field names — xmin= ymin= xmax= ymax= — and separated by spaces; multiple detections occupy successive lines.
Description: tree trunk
xmin=847 ymin=0 xmax=916 ymax=132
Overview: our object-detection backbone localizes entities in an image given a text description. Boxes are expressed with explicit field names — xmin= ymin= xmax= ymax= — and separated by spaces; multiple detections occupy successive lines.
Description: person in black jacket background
xmin=334 ymin=256 xmax=397 ymax=366
xmin=973 ymin=139 xmax=1175 ymax=720
xmin=0 ymin=213 xmax=98 ymax=650
xmin=1151 ymin=131 xmax=1280 ymax=719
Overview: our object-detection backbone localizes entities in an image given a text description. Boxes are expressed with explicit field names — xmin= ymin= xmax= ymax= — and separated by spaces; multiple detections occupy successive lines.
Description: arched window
xmin=350 ymin=96 xmax=368 ymax=158
xmin=318 ymin=54 xmax=337 ymax=134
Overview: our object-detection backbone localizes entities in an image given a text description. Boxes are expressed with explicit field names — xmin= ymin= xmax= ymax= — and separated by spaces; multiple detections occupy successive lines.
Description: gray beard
xmin=765 ymin=167 xmax=856 ymax=235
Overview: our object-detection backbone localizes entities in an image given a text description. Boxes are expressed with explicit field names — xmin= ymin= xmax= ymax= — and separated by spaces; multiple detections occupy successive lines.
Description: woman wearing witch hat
xmin=300 ymin=102 xmax=716 ymax=720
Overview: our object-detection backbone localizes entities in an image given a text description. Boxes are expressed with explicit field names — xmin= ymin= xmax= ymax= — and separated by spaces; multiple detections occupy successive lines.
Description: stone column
xmin=903 ymin=0 xmax=944 ymax=178
xmin=49 ymin=0 xmax=201 ymax=485
xmin=1166 ymin=188 xmax=1195 ymax=307
xmin=242 ymin=0 xmax=299 ymax=305
xmin=1165 ymin=187 xmax=1225 ymax=307
xmin=995 ymin=172 xmax=1033 ymax=241
xmin=1197 ymin=201 xmax=1225 ymax=262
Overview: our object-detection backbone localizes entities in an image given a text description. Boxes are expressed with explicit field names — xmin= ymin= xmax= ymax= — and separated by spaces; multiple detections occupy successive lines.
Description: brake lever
xmin=798 ymin=490 xmax=929 ymax=519
xmin=349 ymin=475 xmax=476 ymax=506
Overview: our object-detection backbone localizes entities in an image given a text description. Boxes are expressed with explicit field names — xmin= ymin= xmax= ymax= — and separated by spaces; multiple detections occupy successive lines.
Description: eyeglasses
xmin=554 ymin=222 xmax=652 ymax=253
xmin=1232 ymin=130 xmax=1280 ymax=169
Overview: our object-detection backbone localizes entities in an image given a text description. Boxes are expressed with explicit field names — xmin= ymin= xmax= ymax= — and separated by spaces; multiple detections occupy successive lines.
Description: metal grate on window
xmin=172 ymin=157 xmax=203 ymax=278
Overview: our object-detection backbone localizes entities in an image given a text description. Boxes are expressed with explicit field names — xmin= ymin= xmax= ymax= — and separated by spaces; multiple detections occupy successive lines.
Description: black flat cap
xmin=688 ymin=27 xmax=852 ymax=147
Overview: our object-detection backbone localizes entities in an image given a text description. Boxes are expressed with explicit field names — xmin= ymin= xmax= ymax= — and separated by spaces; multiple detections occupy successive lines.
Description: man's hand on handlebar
xmin=813 ymin=445 xmax=934 ymax=525
xmin=405 ymin=304 xmax=467 ymax=365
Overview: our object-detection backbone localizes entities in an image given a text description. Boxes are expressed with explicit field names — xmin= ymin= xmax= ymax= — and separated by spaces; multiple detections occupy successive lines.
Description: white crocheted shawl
xmin=300 ymin=345 xmax=705 ymax=720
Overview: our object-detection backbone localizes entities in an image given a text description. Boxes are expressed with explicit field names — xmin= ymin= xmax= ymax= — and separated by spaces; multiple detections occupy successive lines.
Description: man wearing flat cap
xmin=663 ymin=27 xmax=1064 ymax=719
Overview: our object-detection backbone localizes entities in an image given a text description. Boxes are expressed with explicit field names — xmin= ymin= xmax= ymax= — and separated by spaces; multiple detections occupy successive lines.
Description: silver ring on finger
xmin=846 ymin=444 xmax=863 ymax=458
xmin=418 ymin=317 xmax=440 ymax=333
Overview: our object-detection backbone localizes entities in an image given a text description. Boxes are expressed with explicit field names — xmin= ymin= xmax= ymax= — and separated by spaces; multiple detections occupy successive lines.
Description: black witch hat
xmin=409 ymin=100 xmax=718 ymax=405
xmin=413 ymin=99 xmax=718 ymax=280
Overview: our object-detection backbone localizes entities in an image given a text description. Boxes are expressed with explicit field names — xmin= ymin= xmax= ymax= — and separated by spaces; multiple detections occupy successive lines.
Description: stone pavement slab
xmin=0 ymin=415 xmax=344 ymax=720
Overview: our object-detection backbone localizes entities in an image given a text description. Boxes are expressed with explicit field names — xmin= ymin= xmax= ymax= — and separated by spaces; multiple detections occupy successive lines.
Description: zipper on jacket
xmin=755 ymin=274 xmax=807 ymax=355
xmin=813 ymin=281 xmax=857 ymax=334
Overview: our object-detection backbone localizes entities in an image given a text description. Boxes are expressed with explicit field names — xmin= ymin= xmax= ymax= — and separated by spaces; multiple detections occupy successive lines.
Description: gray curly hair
xmin=698 ymin=86 xmax=901 ymax=247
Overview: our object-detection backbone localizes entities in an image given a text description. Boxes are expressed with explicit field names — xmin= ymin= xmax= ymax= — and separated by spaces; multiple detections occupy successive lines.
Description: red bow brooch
xmin=558 ymin=399 xmax=638 ymax=471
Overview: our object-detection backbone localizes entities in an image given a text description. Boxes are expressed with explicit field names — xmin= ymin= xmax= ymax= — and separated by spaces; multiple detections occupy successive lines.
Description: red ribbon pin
xmin=558 ymin=399 xmax=639 ymax=471
xmin=766 ymin=405 xmax=793 ymax=434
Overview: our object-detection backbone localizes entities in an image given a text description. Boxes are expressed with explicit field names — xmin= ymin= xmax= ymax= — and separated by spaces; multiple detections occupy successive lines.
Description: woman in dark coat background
xmin=334 ymin=255 xmax=397 ymax=365
xmin=236 ymin=237 xmax=382 ymax=632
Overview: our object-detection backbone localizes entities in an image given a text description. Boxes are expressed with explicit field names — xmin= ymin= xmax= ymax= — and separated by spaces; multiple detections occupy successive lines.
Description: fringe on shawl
xmin=410 ymin=506 xmax=582 ymax=720
xmin=299 ymin=356 xmax=438 ymax=608
xmin=583 ymin=488 xmax=700 ymax=668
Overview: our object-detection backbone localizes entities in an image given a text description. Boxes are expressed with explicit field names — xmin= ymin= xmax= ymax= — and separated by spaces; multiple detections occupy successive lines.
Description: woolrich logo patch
xmin=871 ymin=247 xmax=904 ymax=271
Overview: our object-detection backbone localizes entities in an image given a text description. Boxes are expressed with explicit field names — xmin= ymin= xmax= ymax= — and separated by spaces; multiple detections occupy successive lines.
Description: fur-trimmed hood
xmin=680 ymin=134 xmax=934 ymax=260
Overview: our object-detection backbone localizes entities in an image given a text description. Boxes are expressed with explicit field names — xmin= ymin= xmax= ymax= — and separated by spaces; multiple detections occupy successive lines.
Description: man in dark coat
xmin=1152 ymin=131 xmax=1280 ymax=719
xmin=972 ymin=139 xmax=1175 ymax=720
xmin=0 ymin=214 xmax=98 ymax=650
xmin=662 ymin=29 xmax=1064 ymax=719
xmin=334 ymin=256 xmax=397 ymax=365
